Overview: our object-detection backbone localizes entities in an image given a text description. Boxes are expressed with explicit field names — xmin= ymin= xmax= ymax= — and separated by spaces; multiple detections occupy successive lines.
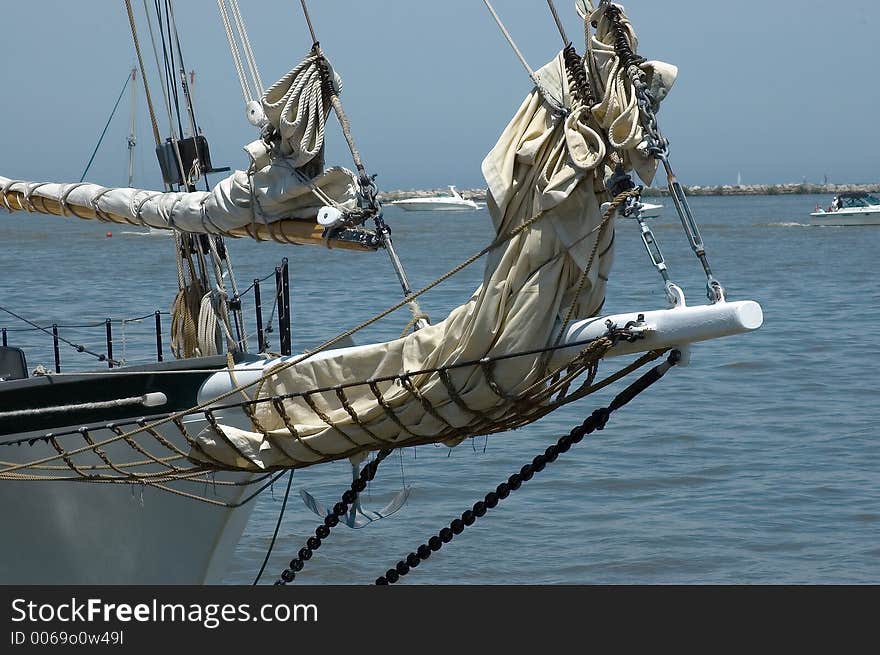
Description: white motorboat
xmin=810 ymin=192 xmax=880 ymax=226
xmin=390 ymin=186 xmax=481 ymax=212
xmin=0 ymin=0 xmax=763 ymax=586
xmin=602 ymin=200 xmax=662 ymax=218
xmin=639 ymin=202 xmax=663 ymax=218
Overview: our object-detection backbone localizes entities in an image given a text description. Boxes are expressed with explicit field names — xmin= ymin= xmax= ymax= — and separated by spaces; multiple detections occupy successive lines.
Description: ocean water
xmin=1 ymin=193 xmax=877 ymax=584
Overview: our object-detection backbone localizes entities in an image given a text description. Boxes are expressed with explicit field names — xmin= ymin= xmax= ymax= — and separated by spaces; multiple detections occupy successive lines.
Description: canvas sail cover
xmin=0 ymin=57 xmax=364 ymax=247
xmin=192 ymin=35 xmax=678 ymax=471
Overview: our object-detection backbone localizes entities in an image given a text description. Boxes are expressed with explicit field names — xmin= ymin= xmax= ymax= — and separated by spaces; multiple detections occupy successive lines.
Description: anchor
xmin=299 ymin=454 xmax=411 ymax=529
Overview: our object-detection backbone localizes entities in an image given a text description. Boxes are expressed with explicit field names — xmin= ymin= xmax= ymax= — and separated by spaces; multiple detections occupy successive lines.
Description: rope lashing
xmin=0 ymin=324 xmax=656 ymax=477
xmin=375 ymin=349 xmax=681 ymax=585
xmin=552 ymin=186 xmax=639 ymax=348
xmin=563 ymin=43 xmax=594 ymax=107
xmin=602 ymin=4 xmax=646 ymax=71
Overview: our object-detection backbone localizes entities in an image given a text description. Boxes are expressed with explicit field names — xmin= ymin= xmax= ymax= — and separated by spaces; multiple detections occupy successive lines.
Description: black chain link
xmin=562 ymin=44 xmax=594 ymax=107
xmin=603 ymin=4 xmax=646 ymax=71
xmin=274 ymin=448 xmax=393 ymax=585
xmin=375 ymin=350 xmax=680 ymax=585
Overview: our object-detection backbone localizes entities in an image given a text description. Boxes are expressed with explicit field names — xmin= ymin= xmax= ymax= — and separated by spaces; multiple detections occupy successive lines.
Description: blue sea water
xmin=1 ymin=193 xmax=877 ymax=584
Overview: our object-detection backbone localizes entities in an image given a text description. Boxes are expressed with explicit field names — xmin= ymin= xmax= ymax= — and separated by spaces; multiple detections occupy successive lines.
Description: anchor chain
xmin=375 ymin=349 xmax=680 ymax=585
xmin=603 ymin=4 xmax=725 ymax=304
xmin=275 ymin=448 xmax=392 ymax=585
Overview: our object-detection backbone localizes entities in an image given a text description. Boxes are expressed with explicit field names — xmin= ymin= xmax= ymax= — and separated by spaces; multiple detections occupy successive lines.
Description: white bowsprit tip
xmin=735 ymin=300 xmax=764 ymax=331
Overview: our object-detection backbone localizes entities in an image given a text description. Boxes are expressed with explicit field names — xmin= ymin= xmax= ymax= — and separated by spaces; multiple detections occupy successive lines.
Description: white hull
xmin=0 ymin=377 xmax=257 ymax=584
xmin=0 ymin=459 xmax=253 ymax=584
xmin=809 ymin=209 xmax=880 ymax=226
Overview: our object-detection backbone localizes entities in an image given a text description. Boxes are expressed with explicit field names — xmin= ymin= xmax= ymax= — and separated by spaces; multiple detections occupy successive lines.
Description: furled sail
xmin=0 ymin=57 xmax=376 ymax=251
xmin=193 ymin=27 xmax=678 ymax=472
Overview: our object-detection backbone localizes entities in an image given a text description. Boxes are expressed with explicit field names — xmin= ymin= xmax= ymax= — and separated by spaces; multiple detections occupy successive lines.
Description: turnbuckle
xmin=619 ymin=195 xmax=686 ymax=308
xmin=655 ymin=153 xmax=725 ymax=303
xmin=604 ymin=2 xmax=727 ymax=305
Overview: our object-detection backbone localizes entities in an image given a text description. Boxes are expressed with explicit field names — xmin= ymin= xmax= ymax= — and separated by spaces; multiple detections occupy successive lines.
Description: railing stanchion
xmin=155 ymin=311 xmax=164 ymax=362
xmin=276 ymin=263 xmax=291 ymax=356
xmin=281 ymin=257 xmax=291 ymax=355
xmin=254 ymin=278 xmax=266 ymax=353
xmin=105 ymin=318 xmax=114 ymax=368
xmin=52 ymin=324 xmax=61 ymax=373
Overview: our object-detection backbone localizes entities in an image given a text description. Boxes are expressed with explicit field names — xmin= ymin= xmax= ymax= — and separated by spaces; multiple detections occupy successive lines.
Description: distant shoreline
xmin=379 ymin=183 xmax=880 ymax=202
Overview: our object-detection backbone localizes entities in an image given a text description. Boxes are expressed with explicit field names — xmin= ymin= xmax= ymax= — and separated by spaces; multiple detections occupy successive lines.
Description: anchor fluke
xmin=299 ymin=460 xmax=411 ymax=529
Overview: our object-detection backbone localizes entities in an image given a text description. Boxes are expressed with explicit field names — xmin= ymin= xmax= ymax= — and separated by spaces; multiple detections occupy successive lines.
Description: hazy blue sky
xmin=1 ymin=1 xmax=877 ymax=191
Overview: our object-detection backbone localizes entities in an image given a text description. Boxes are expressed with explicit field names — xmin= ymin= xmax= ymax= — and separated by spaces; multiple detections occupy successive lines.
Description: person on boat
xmin=829 ymin=197 xmax=840 ymax=212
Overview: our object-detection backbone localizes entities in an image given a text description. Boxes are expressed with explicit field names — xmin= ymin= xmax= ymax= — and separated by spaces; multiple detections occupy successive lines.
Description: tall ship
xmin=0 ymin=0 xmax=762 ymax=584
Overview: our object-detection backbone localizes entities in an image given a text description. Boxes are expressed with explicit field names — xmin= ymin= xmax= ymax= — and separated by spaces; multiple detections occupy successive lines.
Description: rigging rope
xmin=253 ymin=469 xmax=294 ymax=585
xmin=217 ymin=0 xmax=253 ymax=103
xmin=124 ymin=0 xmax=162 ymax=148
xmin=482 ymin=0 xmax=566 ymax=114
xmin=166 ymin=0 xmax=202 ymax=154
xmin=146 ymin=0 xmax=190 ymax=186
xmin=546 ymin=0 xmax=571 ymax=45
xmin=158 ymin=0 xmax=186 ymax=149
xmin=229 ymin=0 xmax=264 ymax=93
xmin=0 ymin=304 xmax=121 ymax=367
xmin=79 ymin=73 xmax=132 ymax=183
xmin=217 ymin=0 xmax=264 ymax=104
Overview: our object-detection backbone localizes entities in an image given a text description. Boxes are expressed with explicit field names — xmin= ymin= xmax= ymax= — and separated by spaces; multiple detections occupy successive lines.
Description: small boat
xmin=390 ymin=186 xmax=481 ymax=212
xmin=639 ymin=202 xmax=663 ymax=218
xmin=810 ymin=192 xmax=880 ymax=226
xmin=602 ymin=201 xmax=662 ymax=218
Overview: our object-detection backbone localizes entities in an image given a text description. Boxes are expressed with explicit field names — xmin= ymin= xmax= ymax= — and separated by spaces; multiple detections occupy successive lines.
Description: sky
xmin=0 ymin=1 xmax=877 ymax=191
